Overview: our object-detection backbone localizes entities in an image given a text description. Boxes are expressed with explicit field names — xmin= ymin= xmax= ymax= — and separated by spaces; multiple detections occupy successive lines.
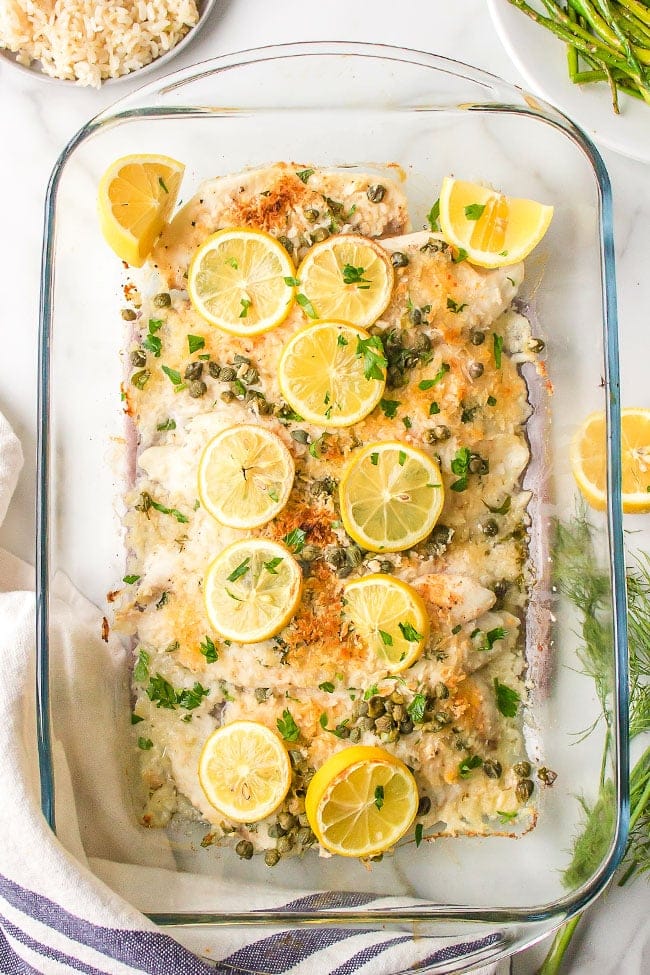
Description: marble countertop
xmin=0 ymin=1 xmax=647 ymax=972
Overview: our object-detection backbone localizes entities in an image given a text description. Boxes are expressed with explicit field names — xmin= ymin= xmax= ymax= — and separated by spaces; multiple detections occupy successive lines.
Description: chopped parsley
xmin=379 ymin=398 xmax=400 ymax=419
xmin=199 ymin=635 xmax=218 ymax=663
xmin=497 ymin=810 xmax=518 ymax=824
xmin=187 ymin=334 xmax=205 ymax=354
xmin=459 ymin=755 xmax=483 ymax=778
xmin=426 ymin=362 xmax=450 ymax=387
xmin=142 ymin=331 xmax=162 ymax=357
xmin=284 ymin=276 xmax=301 ymax=288
xmin=364 ymin=684 xmax=379 ymax=701
xmin=136 ymin=492 xmax=189 ymax=523
xmin=277 ymin=709 xmax=300 ymax=741
xmin=451 ymin=624 xmax=462 ymax=635
xmin=176 ymin=682 xmax=210 ymax=710
xmin=493 ymin=333 xmax=504 ymax=368
xmin=486 ymin=495 xmax=511 ymax=515
xmin=355 ymin=334 xmax=388 ymax=381
xmin=296 ymin=293 xmax=318 ymax=318
xmin=123 ymin=574 xmax=140 ymax=585
xmin=426 ymin=198 xmax=440 ymax=232
xmin=370 ymin=452 xmax=379 ymax=466
xmin=407 ymin=692 xmax=427 ymax=724
xmin=446 ymin=297 xmax=468 ymax=314
xmin=429 ymin=401 xmax=440 ymax=416
xmin=225 ymin=256 xmax=239 ymax=269
xmin=402 ymin=416 xmax=412 ymax=429
xmin=138 ymin=737 xmax=153 ymax=750
xmin=450 ymin=446 xmax=471 ymax=492
xmin=263 ymin=557 xmax=283 ymax=575
xmin=319 ymin=713 xmax=350 ymax=738
xmin=146 ymin=674 xmax=178 ymax=709
xmin=161 ymin=365 xmax=183 ymax=386
xmin=319 ymin=681 xmax=335 ymax=693
xmin=296 ymin=168 xmax=314 ymax=183
xmin=398 ymin=621 xmax=423 ymax=642
xmin=283 ymin=527 xmax=307 ymax=553
xmin=156 ymin=590 xmax=169 ymax=610
xmin=342 ymin=263 xmax=371 ymax=289
xmin=156 ymin=418 xmax=176 ymax=431
xmin=227 ymin=558 xmax=251 ymax=582
xmin=473 ymin=627 xmax=508 ymax=652
xmin=494 ymin=678 xmax=520 ymax=718
xmin=464 ymin=202 xmax=486 ymax=221
xmin=131 ymin=713 xmax=144 ymax=725
xmin=239 ymin=298 xmax=252 ymax=318
xmin=268 ymin=488 xmax=280 ymax=502
xmin=398 ymin=450 xmax=407 ymax=467
xmin=379 ymin=629 xmax=393 ymax=646
xmin=415 ymin=822 xmax=424 ymax=846
xmin=133 ymin=649 xmax=150 ymax=683
xmin=452 ymin=247 xmax=468 ymax=264
xmin=487 ymin=395 xmax=497 ymax=407
xmin=374 ymin=785 xmax=385 ymax=810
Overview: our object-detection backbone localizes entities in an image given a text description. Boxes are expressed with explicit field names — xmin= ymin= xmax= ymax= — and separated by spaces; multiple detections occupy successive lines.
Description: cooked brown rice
xmin=0 ymin=0 xmax=200 ymax=88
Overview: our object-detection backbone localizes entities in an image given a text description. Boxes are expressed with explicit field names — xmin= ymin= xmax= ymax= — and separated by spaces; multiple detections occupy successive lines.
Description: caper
xmin=375 ymin=715 xmax=395 ymax=733
xmin=184 ymin=360 xmax=203 ymax=380
xmin=431 ymin=524 xmax=453 ymax=547
xmin=337 ymin=564 xmax=353 ymax=578
xmin=370 ymin=853 xmax=384 ymax=862
xmin=367 ymin=184 xmax=386 ymax=203
xmin=300 ymin=544 xmax=320 ymax=562
xmin=392 ymin=704 xmax=406 ymax=722
xmin=208 ymin=361 xmax=221 ymax=379
xmin=470 ymin=329 xmax=485 ymax=346
xmin=346 ymin=544 xmax=364 ymax=567
xmin=358 ymin=701 xmax=369 ymax=717
xmin=304 ymin=207 xmax=320 ymax=222
xmin=244 ymin=389 xmax=260 ymax=403
xmin=514 ymin=761 xmax=531 ymax=778
xmin=130 ymin=349 xmax=147 ymax=368
xmin=277 ymin=834 xmax=294 ymax=854
xmin=516 ymin=779 xmax=534 ymax=802
xmin=483 ymin=759 xmax=502 ymax=779
xmin=399 ymin=719 xmax=414 ymax=735
xmin=361 ymin=716 xmax=375 ymax=731
xmin=390 ymin=251 xmax=409 ymax=268
xmin=235 ymin=839 xmax=254 ymax=859
xmin=297 ymin=826 xmax=314 ymax=846
xmin=324 ymin=545 xmax=347 ymax=569
xmin=288 ymin=750 xmax=303 ymax=766
xmin=425 ymin=425 xmax=451 ymax=444
xmin=233 ymin=354 xmax=250 ymax=367
xmin=311 ymin=226 xmax=329 ymax=243
xmin=291 ymin=429 xmax=310 ymax=445
xmin=131 ymin=369 xmax=150 ymax=390
xmin=219 ymin=366 xmax=237 ymax=382
xmin=278 ymin=812 xmax=298 ymax=831
xmin=267 ymin=823 xmax=286 ymax=838
xmin=417 ymin=795 xmax=432 ymax=816
xmin=189 ymin=379 xmax=207 ymax=399
xmin=493 ymin=580 xmax=508 ymax=600
xmin=264 ymin=849 xmax=280 ymax=867
xmin=433 ymin=682 xmax=449 ymax=700
xmin=378 ymin=560 xmax=393 ymax=574
xmin=220 ymin=390 xmax=236 ymax=403
xmin=153 ymin=292 xmax=172 ymax=308
xmin=349 ymin=726 xmax=362 ymax=743
xmin=257 ymin=399 xmax=273 ymax=415
xmin=383 ymin=698 xmax=395 ymax=715
xmin=387 ymin=366 xmax=408 ymax=389
xmin=538 ymin=767 xmax=558 ymax=786
xmin=254 ymin=687 xmax=270 ymax=703
xmin=484 ymin=519 xmax=499 ymax=537
xmin=468 ymin=361 xmax=484 ymax=379
xmin=529 ymin=337 xmax=546 ymax=353
xmin=242 ymin=367 xmax=259 ymax=385
xmin=277 ymin=235 xmax=293 ymax=254
xmin=468 ymin=456 xmax=488 ymax=476
xmin=415 ymin=333 xmax=432 ymax=353
xmin=433 ymin=710 xmax=451 ymax=726
xmin=298 ymin=812 xmax=310 ymax=827
xmin=409 ymin=307 xmax=423 ymax=326
xmin=367 ymin=696 xmax=385 ymax=718
xmin=390 ymin=691 xmax=405 ymax=705
xmin=380 ymin=728 xmax=399 ymax=743
xmin=311 ymin=476 xmax=337 ymax=497
xmin=121 ymin=308 xmax=137 ymax=321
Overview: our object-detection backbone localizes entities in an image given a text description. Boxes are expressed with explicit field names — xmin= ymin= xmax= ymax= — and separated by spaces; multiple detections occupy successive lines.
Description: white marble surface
xmin=0 ymin=0 xmax=647 ymax=972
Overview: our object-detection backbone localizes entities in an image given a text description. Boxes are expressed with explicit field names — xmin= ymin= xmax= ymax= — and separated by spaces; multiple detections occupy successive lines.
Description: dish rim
xmin=35 ymin=40 xmax=629 ymax=941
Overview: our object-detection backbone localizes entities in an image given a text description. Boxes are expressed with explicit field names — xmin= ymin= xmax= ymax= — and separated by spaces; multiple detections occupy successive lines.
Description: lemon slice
xmin=296 ymin=235 xmax=394 ymax=327
xmin=339 ymin=441 xmax=444 ymax=552
xmin=97 ymin=154 xmax=184 ymax=267
xmin=198 ymin=425 xmax=295 ymax=529
xmin=305 ymin=745 xmax=419 ymax=858
xmin=204 ymin=539 xmax=302 ymax=643
xmin=278 ymin=321 xmax=386 ymax=428
xmin=571 ymin=408 xmax=650 ymax=514
xmin=343 ymin=575 xmax=429 ymax=673
xmin=188 ymin=228 xmax=295 ymax=335
xmin=199 ymin=721 xmax=291 ymax=823
xmin=438 ymin=176 xmax=553 ymax=268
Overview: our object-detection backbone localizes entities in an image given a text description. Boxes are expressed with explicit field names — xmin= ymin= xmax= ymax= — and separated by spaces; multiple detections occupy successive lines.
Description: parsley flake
xmin=277 ymin=709 xmax=300 ymax=741
xmin=227 ymin=558 xmax=250 ymax=582
xmin=493 ymin=333 xmax=504 ymax=368
xmin=239 ymin=298 xmax=252 ymax=318
xmin=263 ymin=557 xmax=283 ymax=575
xmin=407 ymin=692 xmax=427 ymax=724
xmin=296 ymin=169 xmax=314 ymax=183
xmin=133 ymin=649 xmax=150 ymax=683
xmin=370 ymin=452 xmax=379 ymax=466
xmin=494 ymin=678 xmax=520 ymax=717
xmin=296 ymin=293 xmax=318 ymax=318
xmin=398 ymin=621 xmax=423 ymax=642
xmin=415 ymin=822 xmax=424 ymax=846
xmin=342 ymin=263 xmax=371 ymax=289
xmin=426 ymin=198 xmax=440 ymax=232
xmin=158 ymin=176 xmax=169 ymax=194
xmin=156 ymin=418 xmax=176 ymax=431
xmin=465 ymin=202 xmax=486 ymax=221
xmin=379 ymin=398 xmax=400 ymax=419
xmin=199 ymin=635 xmax=218 ymax=663
xmin=319 ymin=681 xmax=335 ymax=693
xmin=459 ymin=755 xmax=483 ymax=778
xmin=162 ymin=365 xmax=183 ymax=386
xmin=123 ymin=574 xmax=140 ymax=585
xmin=374 ymin=785 xmax=385 ymax=810
xmin=355 ymin=335 xmax=388 ymax=381
xmin=398 ymin=450 xmax=407 ymax=467
xmin=283 ymin=527 xmax=306 ymax=553
xmin=379 ymin=629 xmax=393 ymax=646
xmin=187 ymin=334 xmax=205 ymax=354
xmin=447 ymin=297 xmax=468 ymax=314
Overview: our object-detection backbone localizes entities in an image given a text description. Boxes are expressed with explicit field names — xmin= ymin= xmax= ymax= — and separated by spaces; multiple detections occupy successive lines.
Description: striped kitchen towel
xmin=0 ymin=409 xmax=508 ymax=974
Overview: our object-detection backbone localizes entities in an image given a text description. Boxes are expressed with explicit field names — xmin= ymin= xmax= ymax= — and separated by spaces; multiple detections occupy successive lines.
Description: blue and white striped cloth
xmin=0 ymin=411 xmax=506 ymax=975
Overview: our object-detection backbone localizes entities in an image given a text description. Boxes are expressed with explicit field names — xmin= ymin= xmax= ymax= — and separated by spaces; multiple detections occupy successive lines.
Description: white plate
xmin=488 ymin=0 xmax=650 ymax=163
xmin=0 ymin=0 xmax=217 ymax=88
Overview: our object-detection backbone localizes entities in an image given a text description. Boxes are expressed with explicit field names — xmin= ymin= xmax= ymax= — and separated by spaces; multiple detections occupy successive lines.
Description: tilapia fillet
xmin=116 ymin=168 xmax=543 ymax=850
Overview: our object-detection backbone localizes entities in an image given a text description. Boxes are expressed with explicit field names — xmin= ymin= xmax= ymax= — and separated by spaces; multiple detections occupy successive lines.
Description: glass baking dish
xmin=36 ymin=42 xmax=629 ymax=972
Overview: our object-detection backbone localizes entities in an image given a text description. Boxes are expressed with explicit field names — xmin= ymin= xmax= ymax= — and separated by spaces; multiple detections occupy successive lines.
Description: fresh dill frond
xmin=619 ymin=746 xmax=650 ymax=886
xmin=562 ymin=781 xmax=616 ymax=890
xmin=626 ymin=555 xmax=650 ymax=739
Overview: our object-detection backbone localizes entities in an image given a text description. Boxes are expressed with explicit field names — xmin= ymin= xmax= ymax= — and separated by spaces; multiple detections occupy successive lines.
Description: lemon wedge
xmin=296 ymin=235 xmax=394 ymax=327
xmin=305 ymin=745 xmax=419 ymax=858
xmin=204 ymin=539 xmax=302 ymax=644
xmin=278 ymin=321 xmax=386 ymax=427
xmin=438 ymin=177 xmax=553 ymax=268
xmin=199 ymin=721 xmax=291 ymax=823
xmin=343 ymin=575 xmax=429 ymax=673
xmin=198 ymin=425 xmax=295 ymax=529
xmin=97 ymin=154 xmax=184 ymax=267
xmin=339 ymin=441 xmax=444 ymax=552
xmin=188 ymin=228 xmax=295 ymax=335
xmin=571 ymin=408 xmax=650 ymax=513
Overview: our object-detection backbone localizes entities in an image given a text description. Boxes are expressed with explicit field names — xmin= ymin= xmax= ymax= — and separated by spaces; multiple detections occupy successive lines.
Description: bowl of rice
xmin=0 ymin=0 xmax=217 ymax=88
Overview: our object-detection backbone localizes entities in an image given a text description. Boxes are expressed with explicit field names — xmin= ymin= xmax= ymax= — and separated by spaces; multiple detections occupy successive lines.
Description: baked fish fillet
xmin=152 ymin=162 xmax=411 ymax=289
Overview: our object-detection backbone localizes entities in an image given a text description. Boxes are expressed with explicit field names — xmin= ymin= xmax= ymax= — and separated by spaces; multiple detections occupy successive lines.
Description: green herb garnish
xmin=227 ymin=558 xmax=251 ymax=582
xmin=277 ymin=709 xmax=300 ymax=741
xmin=283 ymin=527 xmax=306 ymax=553
xmin=296 ymin=293 xmax=317 ymax=318
xmin=123 ymin=574 xmax=140 ymax=585
xmin=465 ymin=203 xmax=486 ymax=220
xmin=493 ymin=333 xmax=504 ymax=368
xmin=494 ymin=678 xmax=520 ymax=717
xmin=379 ymin=398 xmax=400 ymax=418
xmin=355 ymin=334 xmax=388 ymax=381
xmin=199 ymin=635 xmax=218 ymax=663
xmin=296 ymin=169 xmax=314 ymax=183
xmin=374 ymin=785 xmax=385 ymax=810
xmin=458 ymin=755 xmax=483 ymax=778
xmin=187 ymin=334 xmax=205 ymax=354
